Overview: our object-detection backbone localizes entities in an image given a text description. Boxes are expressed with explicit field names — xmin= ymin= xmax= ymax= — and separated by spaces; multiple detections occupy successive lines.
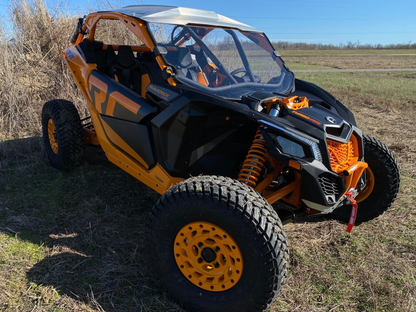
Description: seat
xmin=76 ymin=39 xmax=103 ymax=64
xmin=164 ymin=47 xmax=205 ymax=83
xmin=76 ymin=39 xmax=117 ymax=78
xmin=95 ymin=45 xmax=117 ymax=77
xmin=138 ymin=53 xmax=165 ymax=84
xmin=114 ymin=46 xmax=142 ymax=92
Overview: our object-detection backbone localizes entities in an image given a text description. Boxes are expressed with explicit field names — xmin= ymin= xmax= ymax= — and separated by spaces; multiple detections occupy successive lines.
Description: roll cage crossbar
xmin=225 ymin=29 xmax=256 ymax=83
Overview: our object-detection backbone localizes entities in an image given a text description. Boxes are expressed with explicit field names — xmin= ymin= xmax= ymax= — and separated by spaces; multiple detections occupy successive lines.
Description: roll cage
xmin=72 ymin=11 xmax=293 ymax=97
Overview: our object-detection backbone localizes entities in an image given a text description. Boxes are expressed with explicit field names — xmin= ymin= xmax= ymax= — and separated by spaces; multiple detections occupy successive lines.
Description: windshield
xmin=148 ymin=23 xmax=294 ymax=99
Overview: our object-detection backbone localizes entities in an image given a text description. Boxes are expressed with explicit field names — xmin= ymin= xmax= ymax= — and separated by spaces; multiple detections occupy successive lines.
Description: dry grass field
xmin=1 ymin=1 xmax=416 ymax=312
xmin=282 ymin=49 xmax=416 ymax=70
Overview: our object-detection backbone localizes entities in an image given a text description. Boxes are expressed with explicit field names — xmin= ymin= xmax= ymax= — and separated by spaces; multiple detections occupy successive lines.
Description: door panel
xmin=88 ymin=70 xmax=158 ymax=168
xmin=88 ymin=70 xmax=157 ymax=122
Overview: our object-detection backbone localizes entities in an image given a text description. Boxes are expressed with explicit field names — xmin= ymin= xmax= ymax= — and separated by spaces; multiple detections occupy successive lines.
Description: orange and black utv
xmin=41 ymin=5 xmax=400 ymax=312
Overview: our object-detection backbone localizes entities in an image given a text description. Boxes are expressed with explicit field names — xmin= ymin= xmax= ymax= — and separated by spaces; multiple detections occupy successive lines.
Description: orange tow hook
xmin=345 ymin=189 xmax=358 ymax=233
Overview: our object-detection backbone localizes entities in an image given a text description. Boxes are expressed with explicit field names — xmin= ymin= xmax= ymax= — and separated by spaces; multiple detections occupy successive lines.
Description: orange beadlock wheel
xmin=173 ymin=221 xmax=243 ymax=292
xmin=48 ymin=119 xmax=59 ymax=154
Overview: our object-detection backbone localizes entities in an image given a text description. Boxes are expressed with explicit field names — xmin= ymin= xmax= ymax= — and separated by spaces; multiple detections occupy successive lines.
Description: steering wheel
xmin=230 ymin=68 xmax=247 ymax=78
xmin=224 ymin=68 xmax=262 ymax=85
xmin=219 ymin=68 xmax=247 ymax=86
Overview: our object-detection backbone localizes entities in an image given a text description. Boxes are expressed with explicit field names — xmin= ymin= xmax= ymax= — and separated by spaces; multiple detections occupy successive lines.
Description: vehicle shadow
xmin=0 ymin=137 xmax=182 ymax=311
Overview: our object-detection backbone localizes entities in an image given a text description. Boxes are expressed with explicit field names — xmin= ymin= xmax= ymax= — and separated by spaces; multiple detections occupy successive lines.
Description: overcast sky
xmin=0 ymin=0 xmax=415 ymax=45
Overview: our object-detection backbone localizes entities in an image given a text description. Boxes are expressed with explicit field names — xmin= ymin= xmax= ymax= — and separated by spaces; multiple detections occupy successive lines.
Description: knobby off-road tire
xmin=41 ymin=99 xmax=84 ymax=171
xmin=147 ymin=176 xmax=289 ymax=312
xmin=329 ymin=134 xmax=400 ymax=224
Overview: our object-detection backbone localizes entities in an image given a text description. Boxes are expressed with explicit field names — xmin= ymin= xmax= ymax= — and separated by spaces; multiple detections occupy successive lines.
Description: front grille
xmin=318 ymin=174 xmax=341 ymax=204
xmin=319 ymin=176 xmax=340 ymax=196
xmin=327 ymin=137 xmax=358 ymax=173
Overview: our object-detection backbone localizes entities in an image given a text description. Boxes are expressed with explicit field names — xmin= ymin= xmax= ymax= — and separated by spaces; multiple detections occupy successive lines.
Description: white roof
xmin=107 ymin=5 xmax=261 ymax=32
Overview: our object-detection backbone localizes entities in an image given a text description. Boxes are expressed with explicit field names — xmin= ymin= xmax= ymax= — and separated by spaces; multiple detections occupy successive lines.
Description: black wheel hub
xmin=201 ymin=247 xmax=217 ymax=263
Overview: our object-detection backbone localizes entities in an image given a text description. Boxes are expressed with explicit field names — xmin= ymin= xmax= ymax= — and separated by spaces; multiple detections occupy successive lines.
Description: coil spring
xmin=238 ymin=129 xmax=269 ymax=188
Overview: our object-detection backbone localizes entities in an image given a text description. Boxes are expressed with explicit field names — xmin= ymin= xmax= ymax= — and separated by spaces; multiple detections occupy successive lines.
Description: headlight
xmin=261 ymin=120 xmax=323 ymax=162
xmin=271 ymin=135 xmax=305 ymax=158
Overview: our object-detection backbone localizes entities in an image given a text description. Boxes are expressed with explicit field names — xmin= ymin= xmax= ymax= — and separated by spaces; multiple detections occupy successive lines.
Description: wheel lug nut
xmin=198 ymin=242 xmax=203 ymax=247
xmin=198 ymin=257 xmax=204 ymax=263
xmin=214 ymin=262 xmax=220 ymax=268
xmin=215 ymin=247 xmax=220 ymax=252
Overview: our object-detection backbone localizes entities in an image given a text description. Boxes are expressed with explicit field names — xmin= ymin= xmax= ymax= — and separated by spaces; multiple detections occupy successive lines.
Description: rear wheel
xmin=41 ymin=99 xmax=84 ymax=171
xmin=147 ymin=176 xmax=289 ymax=312
xmin=329 ymin=134 xmax=400 ymax=224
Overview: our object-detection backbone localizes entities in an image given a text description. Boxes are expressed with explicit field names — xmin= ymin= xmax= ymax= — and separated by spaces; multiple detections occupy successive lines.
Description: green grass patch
xmin=0 ymin=232 xmax=46 ymax=262
xmin=295 ymin=71 xmax=416 ymax=103
xmin=279 ymin=49 xmax=416 ymax=56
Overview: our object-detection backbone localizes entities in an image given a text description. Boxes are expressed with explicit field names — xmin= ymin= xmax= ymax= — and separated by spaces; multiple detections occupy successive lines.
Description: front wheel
xmin=329 ymin=134 xmax=400 ymax=224
xmin=147 ymin=176 xmax=289 ymax=312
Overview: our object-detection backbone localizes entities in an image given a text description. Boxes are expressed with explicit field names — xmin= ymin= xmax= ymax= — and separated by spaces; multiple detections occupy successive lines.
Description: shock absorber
xmin=238 ymin=128 xmax=269 ymax=188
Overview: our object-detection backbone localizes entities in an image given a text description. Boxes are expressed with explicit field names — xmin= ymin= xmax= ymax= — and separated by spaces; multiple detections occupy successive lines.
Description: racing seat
xmin=164 ymin=47 xmax=207 ymax=85
xmin=114 ymin=45 xmax=142 ymax=93
xmin=76 ymin=39 xmax=102 ymax=63
xmin=95 ymin=45 xmax=117 ymax=77
xmin=76 ymin=39 xmax=118 ymax=78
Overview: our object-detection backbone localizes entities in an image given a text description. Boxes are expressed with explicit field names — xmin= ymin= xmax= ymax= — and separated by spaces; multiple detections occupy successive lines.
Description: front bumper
xmin=299 ymin=159 xmax=368 ymax=213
